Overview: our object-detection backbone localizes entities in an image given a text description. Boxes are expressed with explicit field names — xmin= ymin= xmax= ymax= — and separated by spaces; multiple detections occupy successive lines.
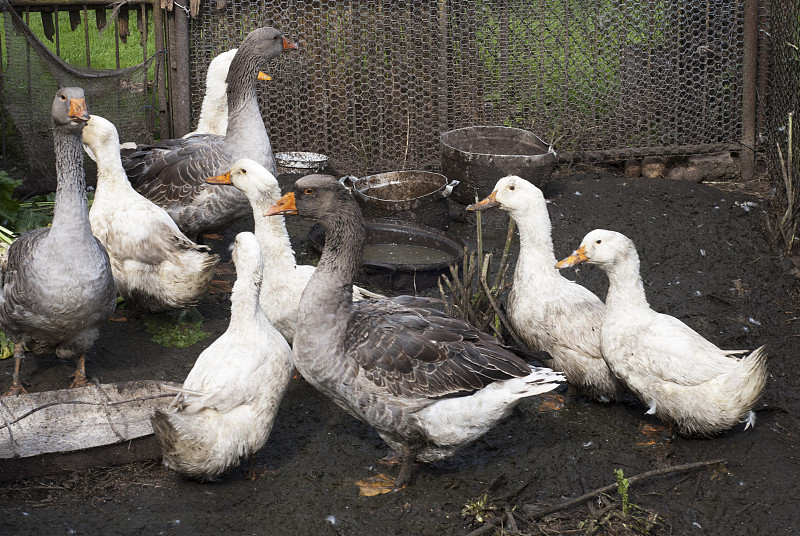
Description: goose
xmin=151 ymin=232 xmax=294 ymax=481
xmin=207 ymin=161 xmax=381 ymax=344
xmin=1 ymin=87 xmax=117 ymax=395
xmin=556 ymin=229 xmax=768 ymax=436
xmin=265 ymin=175 xmax=563 ymax=489
xmin=183 ymin=49 xmax=271 ymax=138
xmin=468 ymin=176 xmax=626 ymax=403
xmin=184 ymin=49 xmax=238 ymax=138
xmin=83 ymin=115 xmax=220 ymax=312
xmin=121 ymin=27 xmax=298 ymax=239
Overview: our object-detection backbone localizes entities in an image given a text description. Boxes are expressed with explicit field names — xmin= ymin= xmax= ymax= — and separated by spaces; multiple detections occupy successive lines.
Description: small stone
xmin=666 ymin=165 xmax=704 ymax=183
xmin=641 ymin=156 xmax=667 ymax=178
xmin=624 ymin=159 xmax=641 ymax=177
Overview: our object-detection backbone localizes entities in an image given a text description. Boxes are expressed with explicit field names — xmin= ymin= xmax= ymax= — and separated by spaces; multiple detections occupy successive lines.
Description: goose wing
xmin=121 ymin=135 xmax=232 ymax=207
xmin=345 ymin=296 xmax=531 ymax=399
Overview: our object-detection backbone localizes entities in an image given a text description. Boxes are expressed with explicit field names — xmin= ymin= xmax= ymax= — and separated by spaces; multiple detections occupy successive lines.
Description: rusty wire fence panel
xmin=189 ymin=0 xmax=752 ymax=175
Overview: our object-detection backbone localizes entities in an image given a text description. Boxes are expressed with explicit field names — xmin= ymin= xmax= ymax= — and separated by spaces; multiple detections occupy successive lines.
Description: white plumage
xmin=557 ymin=228 xmax=768 ymax=436
xmin=151 ymin=232 xmax=294 ymax=480
xmin=83 ymin=115 xmax=219 ymax=312
xmin=469 ymin=176 xmax=626 ymax=402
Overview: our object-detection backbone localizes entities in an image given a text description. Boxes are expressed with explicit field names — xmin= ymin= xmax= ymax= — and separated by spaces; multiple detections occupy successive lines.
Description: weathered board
xmin=0 ymin=380 xmax=178 ymax=481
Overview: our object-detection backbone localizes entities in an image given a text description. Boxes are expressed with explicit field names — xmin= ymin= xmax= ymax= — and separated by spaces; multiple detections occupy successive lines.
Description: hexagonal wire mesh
xmin=188 ymin=0 xmax=756 ymax=175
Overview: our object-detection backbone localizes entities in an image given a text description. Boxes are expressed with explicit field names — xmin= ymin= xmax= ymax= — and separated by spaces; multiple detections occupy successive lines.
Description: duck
xmin=82 ymin=114 xmax=220 ymax=312
xmin=265 ymin=174 xmax=563 ymax=489
xmin=121 ymin=27 xmax=298 ymax=239
xmin=151 ymin=232 xmax=294 ymax=481
xmin=556 ymin=228 xmax=768 ymax=436
xmin=1 ymin=87 xmax=117 ymax=395
xmin=207 ymin=161 xmax=381 ymax=344
xmin=467 ymin=176 xmax=626 ymax=403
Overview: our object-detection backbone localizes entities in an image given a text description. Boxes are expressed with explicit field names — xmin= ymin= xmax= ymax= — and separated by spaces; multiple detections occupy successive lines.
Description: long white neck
xmin=229 ymin=261 xmax=264 ymax=331
xmin=248 ymin=190 xmax=297 ymax=271
xmin=91 ymin=140 xmax=134 ymax=192
xmin=509 ymin=200 xmax=559 ymax=284
xmin=602 ymin=252 xmax=650 ymax=312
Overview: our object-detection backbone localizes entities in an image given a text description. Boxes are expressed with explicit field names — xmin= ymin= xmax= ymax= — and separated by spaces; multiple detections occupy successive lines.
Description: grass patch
xmin=143 ymin=309 xmax=210 ymax=348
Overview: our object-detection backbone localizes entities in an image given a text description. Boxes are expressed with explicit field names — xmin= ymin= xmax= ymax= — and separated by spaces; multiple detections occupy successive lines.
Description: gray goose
xmin=1 ymin=87 xmax=117 ymax=396
xmin=207 ymin=161 xmax=381 ymax=344
xmin=266 ymin=175 xmax=563 ymax=490
xmin=121 ymin=27 xmax=298 ymax=239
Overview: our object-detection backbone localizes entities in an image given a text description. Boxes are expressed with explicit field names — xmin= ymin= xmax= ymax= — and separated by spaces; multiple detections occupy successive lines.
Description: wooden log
xmin=641 ymin=156 xmax=667 ymax=178
xmin=0 ymin=380 xmax=178 ymax=460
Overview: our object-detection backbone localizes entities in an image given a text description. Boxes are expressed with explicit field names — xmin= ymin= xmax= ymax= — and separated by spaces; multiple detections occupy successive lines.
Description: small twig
xmin=523 ymin=459 xmax=725 ymax=519
xmin=480 ymin=275 xmax=525 ymax=348
xmin=504 ymin=505 xmax=519 ymax=533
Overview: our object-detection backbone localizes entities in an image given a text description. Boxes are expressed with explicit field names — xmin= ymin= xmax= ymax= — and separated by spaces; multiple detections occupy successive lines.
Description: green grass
xmin=9 ymin=9 xmax=154 ymax=72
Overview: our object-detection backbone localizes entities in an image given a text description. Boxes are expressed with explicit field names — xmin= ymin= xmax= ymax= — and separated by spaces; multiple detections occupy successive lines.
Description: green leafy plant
xmin=143 ymin=311 xmax=210 ymax=348
xmin=615 ymin=468 xmax=631 ymax=517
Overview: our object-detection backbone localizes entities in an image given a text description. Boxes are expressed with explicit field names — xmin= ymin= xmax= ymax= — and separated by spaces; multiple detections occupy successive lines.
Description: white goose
xmin=557 ymin=229 xmax=768 ymax=436
xmin=83 ymin=115 xmax=219 ymax=312
xmin=468 ymin=176 xmax=626 ymax=403
xmin=183 ymin=49 xmax=238 ymax=138
xmin=151 ymin=232 xmax=294 ymax=480
xmin=207 ymin=160 xmax=381 ymax=344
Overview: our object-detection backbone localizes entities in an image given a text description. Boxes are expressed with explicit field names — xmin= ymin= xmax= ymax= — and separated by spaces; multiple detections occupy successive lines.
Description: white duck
xmin=151 ymin=232 xmax=294 ymax=481
xmin=557 ymin=229 xmax=768 ymax=436
xmin=83 ymin=115 xmax=220 ymax=313
xmin=207 ymin=160 xmax=381 ymax=344
xmin=266 ymin=175 xmax=563 ymax=490
xmin=468 ymin=176 xmax=626 ymax=403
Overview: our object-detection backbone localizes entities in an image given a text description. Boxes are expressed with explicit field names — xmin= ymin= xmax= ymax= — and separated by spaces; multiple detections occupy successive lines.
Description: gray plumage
xmin=269 ymin=175 xmax=563 ymax=487
xmin=121 ymin=27 xmax=297 ymax=239
xmin=0 ymin=87 xmax=116 ymax=394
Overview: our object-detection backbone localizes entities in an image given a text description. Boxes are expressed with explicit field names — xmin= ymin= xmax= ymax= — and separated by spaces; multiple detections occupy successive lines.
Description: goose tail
xmin=150 ymin=408 xmax=230 ymax=481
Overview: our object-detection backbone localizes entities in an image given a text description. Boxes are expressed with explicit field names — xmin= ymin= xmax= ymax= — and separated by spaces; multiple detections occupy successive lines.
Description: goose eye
xmin=60 ymin=94 xmax=67 ymax=100
xmin=305 ymin=188 xmax=314 ymax=195
xmin=509 ymin=185 xmax=515 ymax=191
xmin=596 ymin=239 xmax=602 ymax=244
xmin=241 ymin=169 xmax=247 ymax=174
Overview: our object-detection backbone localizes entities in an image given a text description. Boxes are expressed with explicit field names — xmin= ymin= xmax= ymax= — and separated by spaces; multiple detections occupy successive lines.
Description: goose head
xmin=82 ymin=115 xmax=119 ymax=161
xmin=466 ymin=175 xmax=542 ymax=213
xmin=231 ymin=231 xmax=264 ymax=278
xmin=227 ymin=27 xmax=298 ymax=86
xmin=556 ymin=229 xmax=635 ymax=270
xmin=206 ymin=158 xmax=280 ymax=202
xmin=265 ymin=174 xmax=354 ymax=223
xmin=52 ymin=87 xmax=90 ymax=133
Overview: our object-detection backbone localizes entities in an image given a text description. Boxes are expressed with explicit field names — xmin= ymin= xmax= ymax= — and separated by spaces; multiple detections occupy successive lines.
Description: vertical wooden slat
xmin=170 ymin=3 xmax=191 ymax=137
xmin=152 ymin=1 xmax=169 ymax=139
xmin=54 ymin=5 xmax=60 ymax=57
xmin=741 ymin=0 xmax=759 ymax=180
xmin=114 ymin=12 xmax=121 ymax=69
xmin=82 ymin=4 xmax=91 ymax=67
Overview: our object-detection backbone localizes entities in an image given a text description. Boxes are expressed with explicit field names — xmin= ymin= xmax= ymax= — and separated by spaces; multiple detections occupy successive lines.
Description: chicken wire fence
xmin=189 ymin=0 xmax=767 ymax=175
xmin=0 ymin=0 xmax=155 ymax=195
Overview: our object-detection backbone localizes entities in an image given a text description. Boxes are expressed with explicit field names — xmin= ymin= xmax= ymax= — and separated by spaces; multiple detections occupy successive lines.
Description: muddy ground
xmin=1 ymin=169 xmax=798 ymax=535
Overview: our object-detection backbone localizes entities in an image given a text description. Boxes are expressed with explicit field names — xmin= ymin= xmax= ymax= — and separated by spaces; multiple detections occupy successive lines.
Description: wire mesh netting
xmin=190 ymin=0 xmax=751 ymax=174
xmin=0 ymin=0 xmax=154 ymax=195
xmin=763 ymin=0 xmax=799 ymax=249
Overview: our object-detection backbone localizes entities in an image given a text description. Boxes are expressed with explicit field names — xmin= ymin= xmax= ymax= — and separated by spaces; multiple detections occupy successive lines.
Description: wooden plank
xmin=8 ymin=0 xmax=151 ymax=9
xmin=0 ymin=435 xmax=162 ymax=483
xmin=0 ymin=380 xmax=178 ymax=459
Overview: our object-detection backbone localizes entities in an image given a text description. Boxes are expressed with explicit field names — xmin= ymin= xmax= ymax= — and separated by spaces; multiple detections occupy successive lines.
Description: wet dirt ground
xmin=1 ymin=169 xmax=798 ymax=535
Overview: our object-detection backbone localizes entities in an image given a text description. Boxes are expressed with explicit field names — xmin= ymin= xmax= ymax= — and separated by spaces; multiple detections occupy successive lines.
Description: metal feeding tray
xmin=308 ymin=218 xmax=465 ymax=292
xmin=275 ymin=151 xmax=329 ymax=172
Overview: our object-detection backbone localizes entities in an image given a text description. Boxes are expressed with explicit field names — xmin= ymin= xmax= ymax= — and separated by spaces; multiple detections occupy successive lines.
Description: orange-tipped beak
xmin=206 ymin=170 xmax=232 ymax=185
xmin=265 ymin=191 xmax=297 ymax=216
xmin=68 ymin=98 xmax=90 ymax=123
xmin=466 ymin=191 xmax=499 ymax=211
xmin=282 ymin=36 xmax=299 ymax=51
xmin=257 ymin=71 xmax=272 ymax=81
xmin=555 ymin=245 xmax=589 ymax=269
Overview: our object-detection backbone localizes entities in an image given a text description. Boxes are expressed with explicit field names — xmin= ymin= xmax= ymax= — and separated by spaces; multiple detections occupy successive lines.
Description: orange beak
xmin=555 ymin=245 xmax=589 ymax=269
xmin=265 ymin=191 xmax=297 ymax=216
xmin=282 ymin=36 xmax=299 ymax=51
xmin=68 ymin=98 xmax=90 ymax=123
xmin=206 ymin=170 xmax=232 ymax=184
xmin=466 ymin=190 xmax=499 ymax=211
xmin=257 ymin=71 xmax=272 ymax=81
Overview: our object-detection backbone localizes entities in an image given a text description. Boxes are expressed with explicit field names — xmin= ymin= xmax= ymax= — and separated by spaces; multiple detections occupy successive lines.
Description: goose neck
xmin=603 ymin=255 xmax=650 ymax=312
xmin=513 ymin=209 xmax=558 ymax=276
xmin=51 ymin=128 xmax=91 ymax=232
